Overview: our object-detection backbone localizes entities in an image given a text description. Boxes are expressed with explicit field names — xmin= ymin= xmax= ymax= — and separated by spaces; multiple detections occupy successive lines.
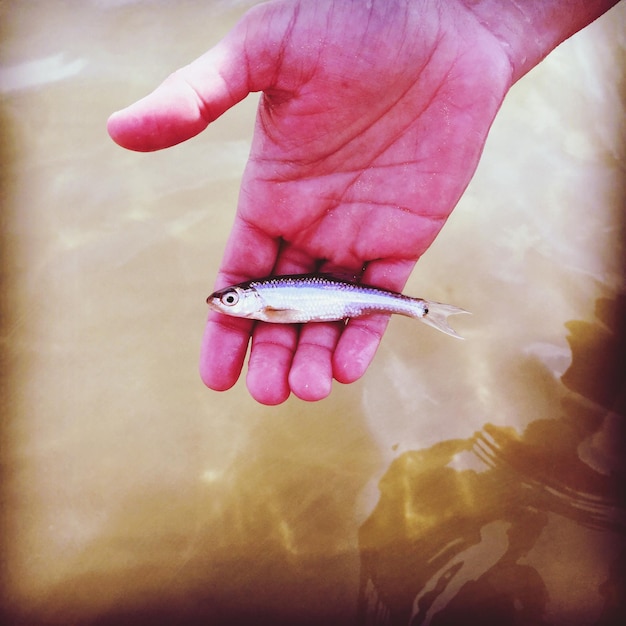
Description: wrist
xmin=457 ymin=0 xmax=621 ymax=82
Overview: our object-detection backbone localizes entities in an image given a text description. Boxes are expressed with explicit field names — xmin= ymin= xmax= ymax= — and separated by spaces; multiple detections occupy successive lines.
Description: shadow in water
xmin=357 ymin=296 xmax=626 ymax=626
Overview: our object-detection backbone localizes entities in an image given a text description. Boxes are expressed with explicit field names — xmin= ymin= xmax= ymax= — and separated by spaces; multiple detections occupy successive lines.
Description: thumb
xmin=107 ymin=27 xmax=252 ymax=152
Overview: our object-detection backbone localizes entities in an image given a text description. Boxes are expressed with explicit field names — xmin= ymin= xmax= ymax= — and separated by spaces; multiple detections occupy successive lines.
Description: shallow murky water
xmin=1 ymin=2 xmax=625 ymax=625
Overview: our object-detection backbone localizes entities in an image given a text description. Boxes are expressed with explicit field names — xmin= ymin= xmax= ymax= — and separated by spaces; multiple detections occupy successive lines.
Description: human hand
xmin=107 ymin=0 xmax=516 ymax=404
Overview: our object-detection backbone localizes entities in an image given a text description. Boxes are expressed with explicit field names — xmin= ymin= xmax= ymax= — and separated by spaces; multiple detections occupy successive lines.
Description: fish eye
xmin=220 ymin=290 xmax=239 ymax=306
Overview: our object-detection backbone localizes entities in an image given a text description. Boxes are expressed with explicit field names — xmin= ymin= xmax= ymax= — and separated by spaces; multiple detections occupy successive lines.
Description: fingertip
xmin=330 ymin=261 xmax=413 ymax=383
xmin=199 ymin=315 xmax=251 ymax=392
xmin=107 ymin=26 xmax=257 ymax=152
xmin=332 ymin=316 xmax=389 ymax=384
xmin=106 ymin=109 xmax=143 ymax=151
xmin=289 ymin=355 xmax=333 ymax=402
xmin=332 ymin=346 xmax=371 ymax=385
xmin=247 ymin=366 xmax=291 ymax=406
xmin=199 ymin=349 xmax=239 ymax=391
xmin=288 ymin=325 xmax=340 ymax=401
xmin=199 ymin=368 xmax=237 ymax=392
xmin=246 ymin=347 xmax=292 ymax=405
xmin=106 ymin=77 xmax=213 ymax=152
xmin=106 ymin=110 xmax=121 ymax=136
xmin=246 ymin=325 xmax=297 ymax=406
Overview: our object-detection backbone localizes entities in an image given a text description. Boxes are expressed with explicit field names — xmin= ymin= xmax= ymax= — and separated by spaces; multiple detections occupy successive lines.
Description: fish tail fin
xmin=418 ymin=300 xmax=470 ymax=339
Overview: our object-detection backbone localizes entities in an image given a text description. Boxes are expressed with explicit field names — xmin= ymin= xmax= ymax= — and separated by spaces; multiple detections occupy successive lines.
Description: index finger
xmin=199 ymin=215 xmax=279 ymax=391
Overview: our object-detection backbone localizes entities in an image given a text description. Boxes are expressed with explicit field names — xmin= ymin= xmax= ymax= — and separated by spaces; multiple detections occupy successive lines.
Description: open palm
xmin=108 ymin=0 xmax=515 ymax=404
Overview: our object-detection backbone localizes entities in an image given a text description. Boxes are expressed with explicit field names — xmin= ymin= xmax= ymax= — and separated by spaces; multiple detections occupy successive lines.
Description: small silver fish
xmin=207 ymin=274 xmax=468 ymax=338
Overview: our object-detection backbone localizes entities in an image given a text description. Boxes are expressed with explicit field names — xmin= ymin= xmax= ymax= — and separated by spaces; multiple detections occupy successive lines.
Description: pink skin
xmin=107 ymin=0 xmax=619 ymax=405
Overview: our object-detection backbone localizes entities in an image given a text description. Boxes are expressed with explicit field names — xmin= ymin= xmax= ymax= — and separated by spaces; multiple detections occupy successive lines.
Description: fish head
xmin=206 ymin=284 xmax=263 ymax=319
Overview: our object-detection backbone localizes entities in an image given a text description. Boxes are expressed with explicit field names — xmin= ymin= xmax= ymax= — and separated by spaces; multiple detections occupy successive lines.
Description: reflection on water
xmin=1 ymin=1 xmax=625 ymax=625
xmin=358 ymin=296 xmax=626 ymax=626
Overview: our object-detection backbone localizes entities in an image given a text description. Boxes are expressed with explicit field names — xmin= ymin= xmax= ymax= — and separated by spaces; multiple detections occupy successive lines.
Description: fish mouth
xmin=205 ymin=295 xmax=225 ymax=312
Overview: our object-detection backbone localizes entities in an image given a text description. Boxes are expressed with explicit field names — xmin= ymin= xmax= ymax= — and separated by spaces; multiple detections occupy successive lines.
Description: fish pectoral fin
xmin=261 ymin=306 xmax=299 ymax=323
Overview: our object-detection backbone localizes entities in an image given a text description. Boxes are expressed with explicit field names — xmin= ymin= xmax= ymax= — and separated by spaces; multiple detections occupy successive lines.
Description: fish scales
xmin=206 ymin=274 xmax=469 ymax=338
xmin=248 ymin=275 xmax=421 ymax=321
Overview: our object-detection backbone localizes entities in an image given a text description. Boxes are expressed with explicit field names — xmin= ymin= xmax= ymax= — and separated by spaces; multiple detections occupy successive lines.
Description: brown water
xmin=1 ymin=2 xmax=625 ymax=625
